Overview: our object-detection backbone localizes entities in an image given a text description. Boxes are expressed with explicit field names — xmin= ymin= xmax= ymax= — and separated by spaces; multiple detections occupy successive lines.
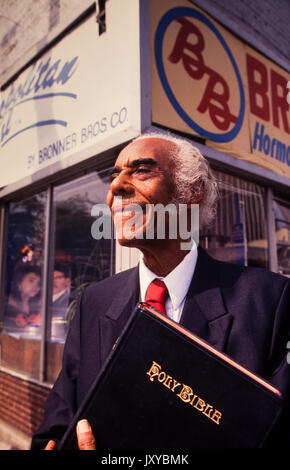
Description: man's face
xmin=53 ymin=271 xmax=70 ymax=295
xmin=106 ymin=138 xmax=177 ymax=246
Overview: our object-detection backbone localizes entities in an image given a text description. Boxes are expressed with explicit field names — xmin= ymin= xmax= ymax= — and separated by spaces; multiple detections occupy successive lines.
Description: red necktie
xmin=145 ymin=279 xmax=168 ymax=315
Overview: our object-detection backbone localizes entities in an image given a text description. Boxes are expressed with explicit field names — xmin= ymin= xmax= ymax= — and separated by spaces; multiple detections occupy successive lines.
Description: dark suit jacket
xmin=31 ymin=248 xmax=290 ymax=449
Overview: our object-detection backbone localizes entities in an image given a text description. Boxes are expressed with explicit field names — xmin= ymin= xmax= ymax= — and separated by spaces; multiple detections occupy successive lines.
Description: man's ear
xmin=187 ymin=180 xmax=204 ymax=206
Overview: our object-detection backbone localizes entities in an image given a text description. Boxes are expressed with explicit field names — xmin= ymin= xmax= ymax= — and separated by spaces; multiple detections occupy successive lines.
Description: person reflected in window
xmin=52 ymin=261 xmax=71 ymax=320
xmin=5 ymin=264 xmax=42 ymax=330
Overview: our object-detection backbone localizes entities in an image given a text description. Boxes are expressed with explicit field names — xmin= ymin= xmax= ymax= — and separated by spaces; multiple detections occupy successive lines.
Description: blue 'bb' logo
xmin=154 ymin=7 xmax=245 ymax=143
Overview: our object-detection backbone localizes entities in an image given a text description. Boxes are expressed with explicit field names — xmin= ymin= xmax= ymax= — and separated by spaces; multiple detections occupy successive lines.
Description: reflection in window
xmin=1 ymin=192 xmax=47 ymax=379
xmin=273 ymin=199 xmax=290 ymax=277
xmin=46 ymin=170 xmax=113 ymax=383
xmin=49 ymin=260 xmax=71 ymax=340
xmin=200 ymin=171 xmax=268 ymax=269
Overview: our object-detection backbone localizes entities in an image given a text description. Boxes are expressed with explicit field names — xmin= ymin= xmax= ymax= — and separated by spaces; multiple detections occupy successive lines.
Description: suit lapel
xmin=104 ymin=267 xmax=140 ymax=322
xmin=99 ymin=267 xmax=140 ymax=364
xmin=180 ymin=247 xmax=233 ymax=352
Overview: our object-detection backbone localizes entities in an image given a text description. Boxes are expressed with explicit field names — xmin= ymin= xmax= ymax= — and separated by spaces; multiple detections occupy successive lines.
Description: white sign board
xmin=0 ymin=0 xmax=141 ymax=187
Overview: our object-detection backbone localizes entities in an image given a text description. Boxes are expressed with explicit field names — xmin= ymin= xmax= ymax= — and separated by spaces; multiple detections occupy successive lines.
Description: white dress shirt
xmin=139 ymin=241 xmax=198 ymax=323
xmin=52 ymin=288 xmax=68 ymax=303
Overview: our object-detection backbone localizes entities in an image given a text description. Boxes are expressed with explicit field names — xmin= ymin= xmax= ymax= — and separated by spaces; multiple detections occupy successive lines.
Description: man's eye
xmin=135 ymin=167 xmax=151 ymax=174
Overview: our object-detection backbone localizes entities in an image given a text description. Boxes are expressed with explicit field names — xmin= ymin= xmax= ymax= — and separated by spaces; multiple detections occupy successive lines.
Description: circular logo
xmin=154 ymin=7 xmax=245 ymax=143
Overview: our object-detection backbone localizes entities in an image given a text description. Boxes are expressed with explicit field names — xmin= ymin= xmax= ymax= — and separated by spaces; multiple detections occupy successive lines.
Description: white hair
xmin=133 ymin=131 xmax=218 ymax=228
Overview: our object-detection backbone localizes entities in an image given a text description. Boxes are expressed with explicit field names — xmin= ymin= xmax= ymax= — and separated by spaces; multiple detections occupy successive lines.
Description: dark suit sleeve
xmin=265 ymin=279 xmax=290 ymax=448
xmin=30 ymin=293 xmax=83 ymax=449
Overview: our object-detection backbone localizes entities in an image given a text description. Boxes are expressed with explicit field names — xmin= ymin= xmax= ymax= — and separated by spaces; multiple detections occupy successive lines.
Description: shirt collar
xmin=139 ymin=240 xmax=198 ymax=310
xmin=52 ymin=288 xmax=67 ymax=302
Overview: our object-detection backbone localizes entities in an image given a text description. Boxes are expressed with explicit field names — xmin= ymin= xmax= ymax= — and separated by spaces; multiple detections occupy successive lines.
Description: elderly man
xmin=31 ymin=133 xmax=290 ymax=450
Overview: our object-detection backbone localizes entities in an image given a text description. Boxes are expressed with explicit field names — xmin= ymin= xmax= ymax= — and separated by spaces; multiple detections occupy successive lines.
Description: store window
xmin=0 ymin=169 xmax=114 ymax=383
xmin=200 ymin=170 xmax=268 ymax=269
xmin=1 ymin=192 xmax=47 ymax=380
xmin=273 ymin=198 xmax=290 ymax=277
xmin=46 ymin=170 xmax=113 ymax=383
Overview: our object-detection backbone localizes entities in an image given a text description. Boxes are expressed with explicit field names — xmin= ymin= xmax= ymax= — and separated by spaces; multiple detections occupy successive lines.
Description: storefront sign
xmin=151 ymin=0 xmax=290 ymax=178
xmin=0 ymin=0 xmax=141 ymax=186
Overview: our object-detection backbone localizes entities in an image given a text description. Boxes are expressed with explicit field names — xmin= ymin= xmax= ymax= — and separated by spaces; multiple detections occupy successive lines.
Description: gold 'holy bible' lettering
xmin=146 ymin=360 xmax=222 ymax=425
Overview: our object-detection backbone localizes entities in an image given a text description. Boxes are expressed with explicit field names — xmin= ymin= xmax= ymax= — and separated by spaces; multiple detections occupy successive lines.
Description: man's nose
xmin=109 ymin=171 xmax=134 ymax=197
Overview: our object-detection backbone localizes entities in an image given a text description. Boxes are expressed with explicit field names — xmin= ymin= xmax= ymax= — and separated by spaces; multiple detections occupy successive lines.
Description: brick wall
xmin=193 ymin=0 xmax=290 ymax=70
xmin=1 ymin=0 xmax=289 ymax=88
xmin=0 ymin=0 xmax=94 ymax=86
xmin=0 ymin=369 xmax=50 ymax=438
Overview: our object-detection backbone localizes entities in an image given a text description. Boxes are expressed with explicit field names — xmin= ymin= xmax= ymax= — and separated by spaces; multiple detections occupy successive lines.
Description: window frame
xmin=0 ymin=161 xmax=116 ymax=385
xmin=273 ymin=195 xmax=290 ymax=277
xmin=200 ymin=167 xmax=270 ymax=269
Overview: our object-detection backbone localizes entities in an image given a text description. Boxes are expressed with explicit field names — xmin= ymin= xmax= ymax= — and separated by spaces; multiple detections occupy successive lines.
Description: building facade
xmin=0 ymin=0 xmax=289 ymax=448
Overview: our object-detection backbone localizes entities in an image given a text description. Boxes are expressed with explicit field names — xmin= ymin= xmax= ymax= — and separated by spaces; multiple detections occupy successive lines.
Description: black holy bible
xmin=58 ymin=302 xmax=282 ymax=450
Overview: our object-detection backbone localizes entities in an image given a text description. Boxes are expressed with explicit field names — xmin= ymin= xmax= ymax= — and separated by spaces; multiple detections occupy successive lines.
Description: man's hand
xmin=44 ymin=419 xmax=96 ymax=450
xmin=76 ymin=419 xmax=96 ymax=450
xmin=45 ymin=440 xmax=56 ymax=450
